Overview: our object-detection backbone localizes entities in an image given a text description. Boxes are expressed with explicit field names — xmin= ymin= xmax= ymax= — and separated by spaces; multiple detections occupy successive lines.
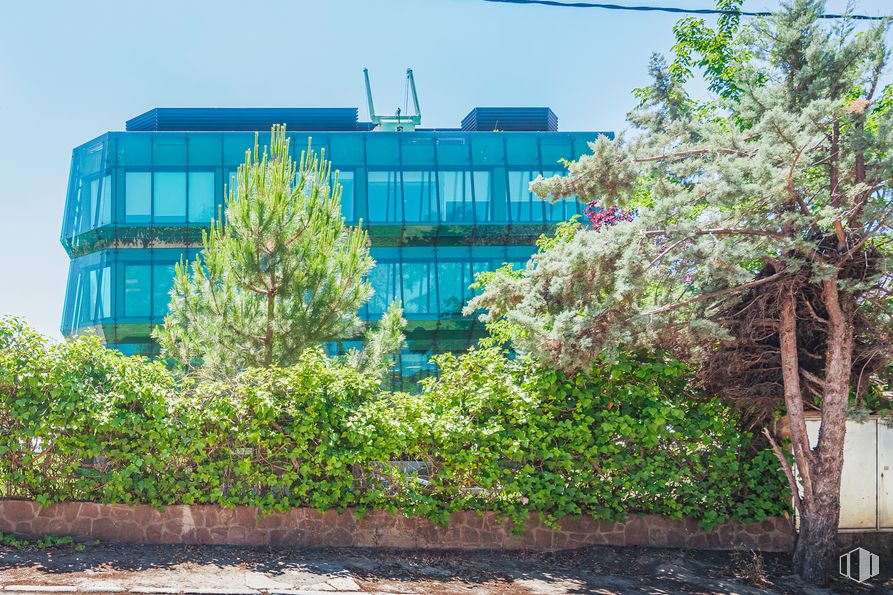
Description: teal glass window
xmin=97 ymin=265 xmax=111 ymax=320
xmin=188 ymin=171 xmax=215 ymax=222
xmin=124 ymin=264 xmax=151 ymax=317
xmin=71 ymin=174 xmax=112 ymax=234
xmin=74 ymin=264 xmax=111 ymax=327
xmin=337 ymin=170 xmax=355 ymax=222
xmin=99 ymin=174 xmax=112 ymax=226
xmin=472 ymin=171 xmax=491 ymax=221
xmin=125 ymin=172 xmax=151 ymax=223
xmin=438 ymin=171 xmax=491 ymax=222
xmin=437 ymin=261 xmax=469 ymax=314
xmin=367 ymin=261 xmax=400 ymax=315
xmin=152 ymin=264 xmax=177 ymax=318
xmin=154 ymin=172 xmax=187 ymax=222
xmin=368 ymin=171 xmax=401 ymax=222
xmin=62 ymin=253 xmax=108 ymax=333
xmin=439 ymin=171 xmax=472 ymax=221
xmin=402 ymin=261 xmax=433 ymax=314
xmin=508 ymin=170 xmax=544 ymax=222
xmin=402 ymin=171 xmax=437 ymax=222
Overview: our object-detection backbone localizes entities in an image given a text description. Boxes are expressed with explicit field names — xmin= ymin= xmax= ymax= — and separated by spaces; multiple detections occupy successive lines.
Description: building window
xmin=542 ymin=170 xmax=582 ymax=222
xmin=437 ymin=261 xmax=470 ymax=314
xmin=402 ymin=261 xmax=433 ymax=314
xmin=74 ymin=265 xmax=111 ymax=327
xmin=472 ymin=171 xmax=491 ymax=221
xmin=402 ymin=171 xmax=437 ymax=222
xmin=152 ymin=263 xmax=177 ymax=318
xmin=73 ymin=174 xmax=112 ymax=234
xmin=336 ymin=170 xmax=355 ymax=223
xmin=154 ymin=172 xmax=187 ymax=222
xmin=367 ymin=171 xmax=401 ymax=222
xmin=367 ymin=261 xmax=400 ymax=315
xmin=99 ymin=174 xmax=112 ymax=226
xmin=188 ymin=171 xmax=215 ymax=222
xmin=124 ymin=264 xmax=151 ymax=317
xmin=439 ymin=171 xmax=490 ymax=222
xmin=125 ymin=172 xmax=151 ymax=223
xmin=508 ymin=170 xmax=544 ymax=222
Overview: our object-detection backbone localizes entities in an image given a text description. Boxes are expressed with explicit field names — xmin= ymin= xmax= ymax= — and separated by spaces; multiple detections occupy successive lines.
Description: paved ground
xmin=1 ymin=542 xmax=891 ymax=594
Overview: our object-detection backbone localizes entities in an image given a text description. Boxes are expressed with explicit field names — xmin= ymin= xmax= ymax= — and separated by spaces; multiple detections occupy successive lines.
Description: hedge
xmin=0 ymin=317 xmax=790 ymax=530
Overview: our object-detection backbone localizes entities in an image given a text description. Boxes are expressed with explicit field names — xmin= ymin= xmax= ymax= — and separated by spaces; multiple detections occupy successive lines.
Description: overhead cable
xmin=481 ymin=0 xmax=887 ymax=20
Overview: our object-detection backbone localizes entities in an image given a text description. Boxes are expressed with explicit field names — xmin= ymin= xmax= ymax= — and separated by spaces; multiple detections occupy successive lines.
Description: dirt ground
xmin=1 ymin=541 xmax=891 ymax=594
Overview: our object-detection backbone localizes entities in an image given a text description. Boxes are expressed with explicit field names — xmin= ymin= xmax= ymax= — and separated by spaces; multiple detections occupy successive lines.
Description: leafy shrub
xmin=354 ymin=347 xmax=790 ymax=529
xmin=0 ymin=318 xmax=178 ymax=505
xmin=0 ymin=318 xmax=789 ymax=529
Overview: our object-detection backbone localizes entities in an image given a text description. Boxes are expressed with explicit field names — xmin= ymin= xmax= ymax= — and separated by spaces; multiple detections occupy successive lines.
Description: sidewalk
xmin=0 ymin=542 xmax=887 ymax=594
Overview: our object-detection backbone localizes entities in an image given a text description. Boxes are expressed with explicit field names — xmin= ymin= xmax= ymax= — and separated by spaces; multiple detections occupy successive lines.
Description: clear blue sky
xmin=0 ymin=0 xmax=889 ymax=338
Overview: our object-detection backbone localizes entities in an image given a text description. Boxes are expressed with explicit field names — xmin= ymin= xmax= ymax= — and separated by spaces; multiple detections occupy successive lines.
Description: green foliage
xmin=668 ymin=0 xmax=748 ymax=99
xmin=0 ymin=531 xmax=77 ymax=550
xmin=343 ymin=301 xmax=407 ymax=383
xmin=471 ymin=1 xmax=893 ymax=375
xmin=354 ymin=348 xmax=789 ymax=529
xmin=155 ymin=126 xmax=398 ymax=378
xmin=0 ymin=320 xmax=789 ymax=530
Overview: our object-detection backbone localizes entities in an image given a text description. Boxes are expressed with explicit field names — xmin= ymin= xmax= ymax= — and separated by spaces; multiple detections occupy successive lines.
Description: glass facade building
xmin=61 ymin=107 xmax=610 ymax=385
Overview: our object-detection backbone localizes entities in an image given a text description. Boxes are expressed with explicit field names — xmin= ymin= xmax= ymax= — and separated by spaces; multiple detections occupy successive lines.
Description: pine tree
xmin=468 ymin=1 xmax=892 ymax=584
xmin=155 ymin=126 xmax=401 ymax=378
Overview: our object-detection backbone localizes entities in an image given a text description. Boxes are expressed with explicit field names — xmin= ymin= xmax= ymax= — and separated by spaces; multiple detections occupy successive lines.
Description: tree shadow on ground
xmin=0 ymin=543 xmax=888 ymax=594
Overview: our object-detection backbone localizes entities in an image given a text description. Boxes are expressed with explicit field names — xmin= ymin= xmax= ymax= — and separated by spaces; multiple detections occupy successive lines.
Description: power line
xmin=481 ymin=0 xmax=887 ymax=20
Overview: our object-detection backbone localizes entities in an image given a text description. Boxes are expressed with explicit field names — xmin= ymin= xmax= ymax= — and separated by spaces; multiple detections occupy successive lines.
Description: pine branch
xmin=641 ymin=271 xmax=786 ymax=317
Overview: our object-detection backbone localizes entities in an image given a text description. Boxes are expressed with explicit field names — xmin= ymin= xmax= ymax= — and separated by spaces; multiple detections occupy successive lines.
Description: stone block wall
xmin=0 ymin=500 xmax=795 ymax=552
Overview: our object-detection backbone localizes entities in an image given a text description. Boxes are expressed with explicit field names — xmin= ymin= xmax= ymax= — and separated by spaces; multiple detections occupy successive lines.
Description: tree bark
xmin=778 ymin=287 xmax=813 ymax=511
xmin=785 ymin=276 xmax=854 ymax=585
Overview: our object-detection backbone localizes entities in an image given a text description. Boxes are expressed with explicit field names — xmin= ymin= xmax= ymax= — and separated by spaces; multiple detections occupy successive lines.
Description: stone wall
xmin=0 ymin=500 xmax=795 ymax=552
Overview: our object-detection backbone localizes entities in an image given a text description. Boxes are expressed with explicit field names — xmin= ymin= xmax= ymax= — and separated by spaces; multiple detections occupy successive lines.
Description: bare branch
xmin=635 ymin=147 xmax=755 ymax=162
xmin=799 ymin=367 xmax=827 ymax=388
xmin=644 ymin=228 xmax=787 ymax=238
xmin=642 ymin=272 xmax=786 ymax=317
xmin=763 ymin=427 xmax=803 ymax=518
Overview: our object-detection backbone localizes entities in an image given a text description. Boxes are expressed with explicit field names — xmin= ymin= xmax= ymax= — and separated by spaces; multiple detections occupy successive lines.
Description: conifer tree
xmin=468 ymin=1 xmax=892 ymax=584
xmin=156 ymin=126 xmax=402 ymax=378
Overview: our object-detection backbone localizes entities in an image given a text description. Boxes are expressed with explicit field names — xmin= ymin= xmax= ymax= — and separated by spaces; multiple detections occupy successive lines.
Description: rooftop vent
xmin=461 ymin=107 xmax=558 ymax=132
xmin=125 ymin=108 xmax=360 ymax=132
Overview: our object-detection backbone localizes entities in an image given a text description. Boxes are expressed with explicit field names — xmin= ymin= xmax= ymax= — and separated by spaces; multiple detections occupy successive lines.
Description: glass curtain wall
xmin=62 ymin=131 xmax=594 ymax=246
xmin=62 ymin=129 xmax=603 ymax=387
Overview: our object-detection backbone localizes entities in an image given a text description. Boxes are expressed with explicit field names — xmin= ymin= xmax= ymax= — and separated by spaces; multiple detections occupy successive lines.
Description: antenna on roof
xmin=363 ymin=68 xmax=421 ymax=132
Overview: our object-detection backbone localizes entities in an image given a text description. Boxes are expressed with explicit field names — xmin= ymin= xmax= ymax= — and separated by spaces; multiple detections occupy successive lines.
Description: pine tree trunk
xmin=794 ymin=482 xmax=843 ymax=584
xmin=781 ymin=277 xmax=853 ymax=586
